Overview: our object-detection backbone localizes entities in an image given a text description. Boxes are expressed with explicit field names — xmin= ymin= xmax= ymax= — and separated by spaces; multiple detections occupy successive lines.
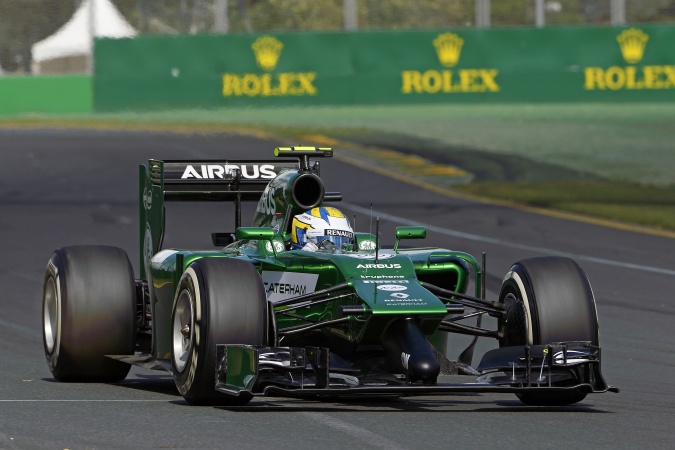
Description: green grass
xmin=3 ymin=102 xmax=675 ymax=230
xmin=456 ymin=180 xmax=675 ymax=230
xmin=49 ymin=102 xmax=675 ymax=186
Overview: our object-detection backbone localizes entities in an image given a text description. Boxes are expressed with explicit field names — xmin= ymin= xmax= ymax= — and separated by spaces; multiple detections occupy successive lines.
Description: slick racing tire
xmin=171 ymin=258 xmax=267 ymax=405
xmin=498 ymin=257 xmax=599 ymax=406
xmin=43 ymin=246 xmax=135 ymax=382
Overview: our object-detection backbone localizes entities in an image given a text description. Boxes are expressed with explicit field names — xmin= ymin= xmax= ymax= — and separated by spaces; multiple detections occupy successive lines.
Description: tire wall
xmin=93 ymin=24 xmax=675 ymax=111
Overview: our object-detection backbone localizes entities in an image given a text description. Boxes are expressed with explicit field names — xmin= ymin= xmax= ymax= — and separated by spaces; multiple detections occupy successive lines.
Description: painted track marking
xmin=342 ymin=202 xmax=675 ymax=277
xmin=301 ymin=412 xmax=408 ymax=450
xmin=334 ymin=147 xmax=675 ymax=240
xmin=0 ymin=400 xmax=169 ymax=402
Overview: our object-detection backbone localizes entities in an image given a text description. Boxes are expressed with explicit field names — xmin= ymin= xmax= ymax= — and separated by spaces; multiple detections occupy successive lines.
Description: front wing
xmin=215 ymin=343 xmax=619 ymax=400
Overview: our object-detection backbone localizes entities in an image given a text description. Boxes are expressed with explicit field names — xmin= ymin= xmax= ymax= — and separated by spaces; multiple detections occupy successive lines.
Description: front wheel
xmin=499 ymin=257 xmax=599 ymax=406
xmin=171 ymin=258 xmax=267 ymax=405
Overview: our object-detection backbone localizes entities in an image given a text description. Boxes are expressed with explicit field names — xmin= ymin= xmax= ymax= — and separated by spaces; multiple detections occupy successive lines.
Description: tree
xmin=0 ymin=0 xmax=76 ymax=72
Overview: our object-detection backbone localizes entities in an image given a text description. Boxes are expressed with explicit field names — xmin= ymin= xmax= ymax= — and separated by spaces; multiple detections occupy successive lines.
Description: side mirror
xmin=394 ymin=226 xmax=427 ymax=252
xmin=236 ymin=227 xmax=276 ymax=241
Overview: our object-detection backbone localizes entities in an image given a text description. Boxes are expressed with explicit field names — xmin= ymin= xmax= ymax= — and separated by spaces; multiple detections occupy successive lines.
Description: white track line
xmin=301 ymin=412 xmax=408 ymax=450
xmin=0 ymin=318 xmax=40 ymax=338
xmin=0 ymin=400 xmax=168 ymax=402
xmin=342 ymin=202 xmax=675 ymax=277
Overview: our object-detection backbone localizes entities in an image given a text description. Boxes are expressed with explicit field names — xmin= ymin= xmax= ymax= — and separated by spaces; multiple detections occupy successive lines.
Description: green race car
xmin=42 ymin=147 xmax=618 ymax=406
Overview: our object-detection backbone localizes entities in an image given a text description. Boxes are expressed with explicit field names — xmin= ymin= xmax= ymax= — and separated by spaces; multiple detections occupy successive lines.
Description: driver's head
xmin=290 ymin=207 xmax=354 ymax=251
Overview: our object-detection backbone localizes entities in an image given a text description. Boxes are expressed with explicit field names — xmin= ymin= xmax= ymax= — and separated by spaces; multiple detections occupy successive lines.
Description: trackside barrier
xmin=93 ymin=25 xmax=675 ymax=111
xmin=0 ymin=75 xmax=92 ymax=115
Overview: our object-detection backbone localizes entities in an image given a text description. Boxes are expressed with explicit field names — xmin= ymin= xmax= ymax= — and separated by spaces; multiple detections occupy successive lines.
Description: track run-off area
xmin=0 ymin=128 xmax=673 ymax=449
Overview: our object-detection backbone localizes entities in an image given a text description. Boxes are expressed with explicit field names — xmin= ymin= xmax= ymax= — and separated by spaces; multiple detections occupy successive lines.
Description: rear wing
xmin=139 ymin=147 xmax=335 ymax=279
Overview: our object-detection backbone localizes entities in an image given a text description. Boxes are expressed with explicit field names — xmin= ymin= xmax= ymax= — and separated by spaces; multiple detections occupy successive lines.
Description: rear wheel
xmin=171 ymin=258 xmax=267 ymax=405
xmin=43 ymin=246 xmax=135 ymax=381
xmin=499 ymin=257 xmax=599 ymax=406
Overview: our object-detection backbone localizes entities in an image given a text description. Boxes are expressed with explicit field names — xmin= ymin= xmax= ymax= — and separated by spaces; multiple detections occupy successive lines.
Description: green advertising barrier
xmin=0 ymin=75 xmax=92 ymax=115
xmin=357 ymin=26 xmax=675 ymax=104
xmin=94 ymin=24 xmax=675 ymax=110
xmin=94 ymin=33 xmax=352 ymax=110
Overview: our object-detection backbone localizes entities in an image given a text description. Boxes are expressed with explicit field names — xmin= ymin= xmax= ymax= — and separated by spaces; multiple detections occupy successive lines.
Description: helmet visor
xmin=316 ymin=235 xmax=353 ymax=249
xmin=309 ymin=228 xmax=354 ymax=250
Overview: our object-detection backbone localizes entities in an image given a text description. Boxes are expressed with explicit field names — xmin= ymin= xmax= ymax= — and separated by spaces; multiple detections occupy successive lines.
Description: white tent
xmin=31 ymin=0 xmax=136 ymax=74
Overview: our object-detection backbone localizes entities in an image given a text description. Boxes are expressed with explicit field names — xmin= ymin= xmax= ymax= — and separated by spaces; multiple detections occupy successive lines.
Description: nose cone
xmin=382 ymin=318 xmax=440 ymax=383
xmin=408 ymin=356 xmax=440 ymax=383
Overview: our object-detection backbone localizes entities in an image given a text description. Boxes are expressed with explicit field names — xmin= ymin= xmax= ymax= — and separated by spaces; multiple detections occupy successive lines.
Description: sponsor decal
xmin=222 ymin=35 xmax=318 ymax=98
xmin=265 ymin=241 xmax=286 ymax=253
xmin=257 ymin=185 xmax=278 ymax=215
xmin=402 ymin=69 xmax=500 ymax=94
xmin=389 ymin=292 xmax=410 ymax=299
xmin=222 ymin=73 xmax=317 ymax=97
xmin=143 ymin=187 xmax=152 ymax=210
xmin=584 ymin=28 xmax=675 ymax=91
xmin=358 ymin=240 xmax=376 ymax=251
xmin=401 ymin=352 xmax=411 ymax=370
xmin=383 ymin=298 xmax=428 ymax=306
xmin=357 ymin=263 xmax=401 ymax=269
xmin=361 ymin=275 xmax=405 ymax=279
xmin=252 ymin=35 xmax=284 ymax=70
xmin=347 ymin=253 xmax=395 ymax=260
xmin=325 ymin=229 xmax=354 ymax=238
xmin=180 ymin=164 xmax=277 ymax=180
xmin=261 ymin=271 xmax=318 ymax=303
xmin=434 ymin=32 xmax=464 ymax=68
xmin=377 ymin=285 xmax=408 ymax=291
xmin=363 ymin=279 xmax=409 ymax=284
xmin=143 ymin=223 xmax=153 ymax=278
xmin=401 ymin=32 xmax=500 ymax=96
xmin=617 ymin=28 xmax=648 ymax=64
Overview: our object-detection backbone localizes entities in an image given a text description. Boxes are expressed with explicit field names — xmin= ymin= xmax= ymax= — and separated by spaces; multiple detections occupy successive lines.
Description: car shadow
xmin=115 ymin=373 xmax=181 ymax=396
xmin=42 ymin=376 xmax=613 ymax=413
xmin=204 ymin=394 xmax=614 ymax=413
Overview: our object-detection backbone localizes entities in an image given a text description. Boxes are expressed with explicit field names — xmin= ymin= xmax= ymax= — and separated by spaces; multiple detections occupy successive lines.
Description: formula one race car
xmin=42 ymin=147 xmax=618 ymax=406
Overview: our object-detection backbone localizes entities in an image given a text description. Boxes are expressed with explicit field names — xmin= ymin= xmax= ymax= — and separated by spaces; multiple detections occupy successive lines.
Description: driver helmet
xmin=291 ymin=207 xmax=354 ymax=251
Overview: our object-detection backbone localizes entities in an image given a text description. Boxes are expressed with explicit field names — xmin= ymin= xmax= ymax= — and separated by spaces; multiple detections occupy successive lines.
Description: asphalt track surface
xmin=1 ymin=128 xmax=674 ymax=449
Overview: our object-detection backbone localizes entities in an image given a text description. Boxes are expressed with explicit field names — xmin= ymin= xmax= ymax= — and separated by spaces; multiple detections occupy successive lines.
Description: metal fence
xmin=1 ymin=0 xmax=674 ymax=74
xmin=112 ymin=0 xmax=675 ymax=32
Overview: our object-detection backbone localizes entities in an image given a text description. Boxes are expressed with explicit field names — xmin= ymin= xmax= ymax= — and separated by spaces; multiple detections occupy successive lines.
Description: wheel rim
xmin=502 ymin=292 xmax=529 ymax=347
xmin=43 ymin=276 xmax=58 ymax=353
xmin=173 ymin=289 xmax=194 ymax=373
xmin=500 ymin=273 xmax=535 ymax=346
